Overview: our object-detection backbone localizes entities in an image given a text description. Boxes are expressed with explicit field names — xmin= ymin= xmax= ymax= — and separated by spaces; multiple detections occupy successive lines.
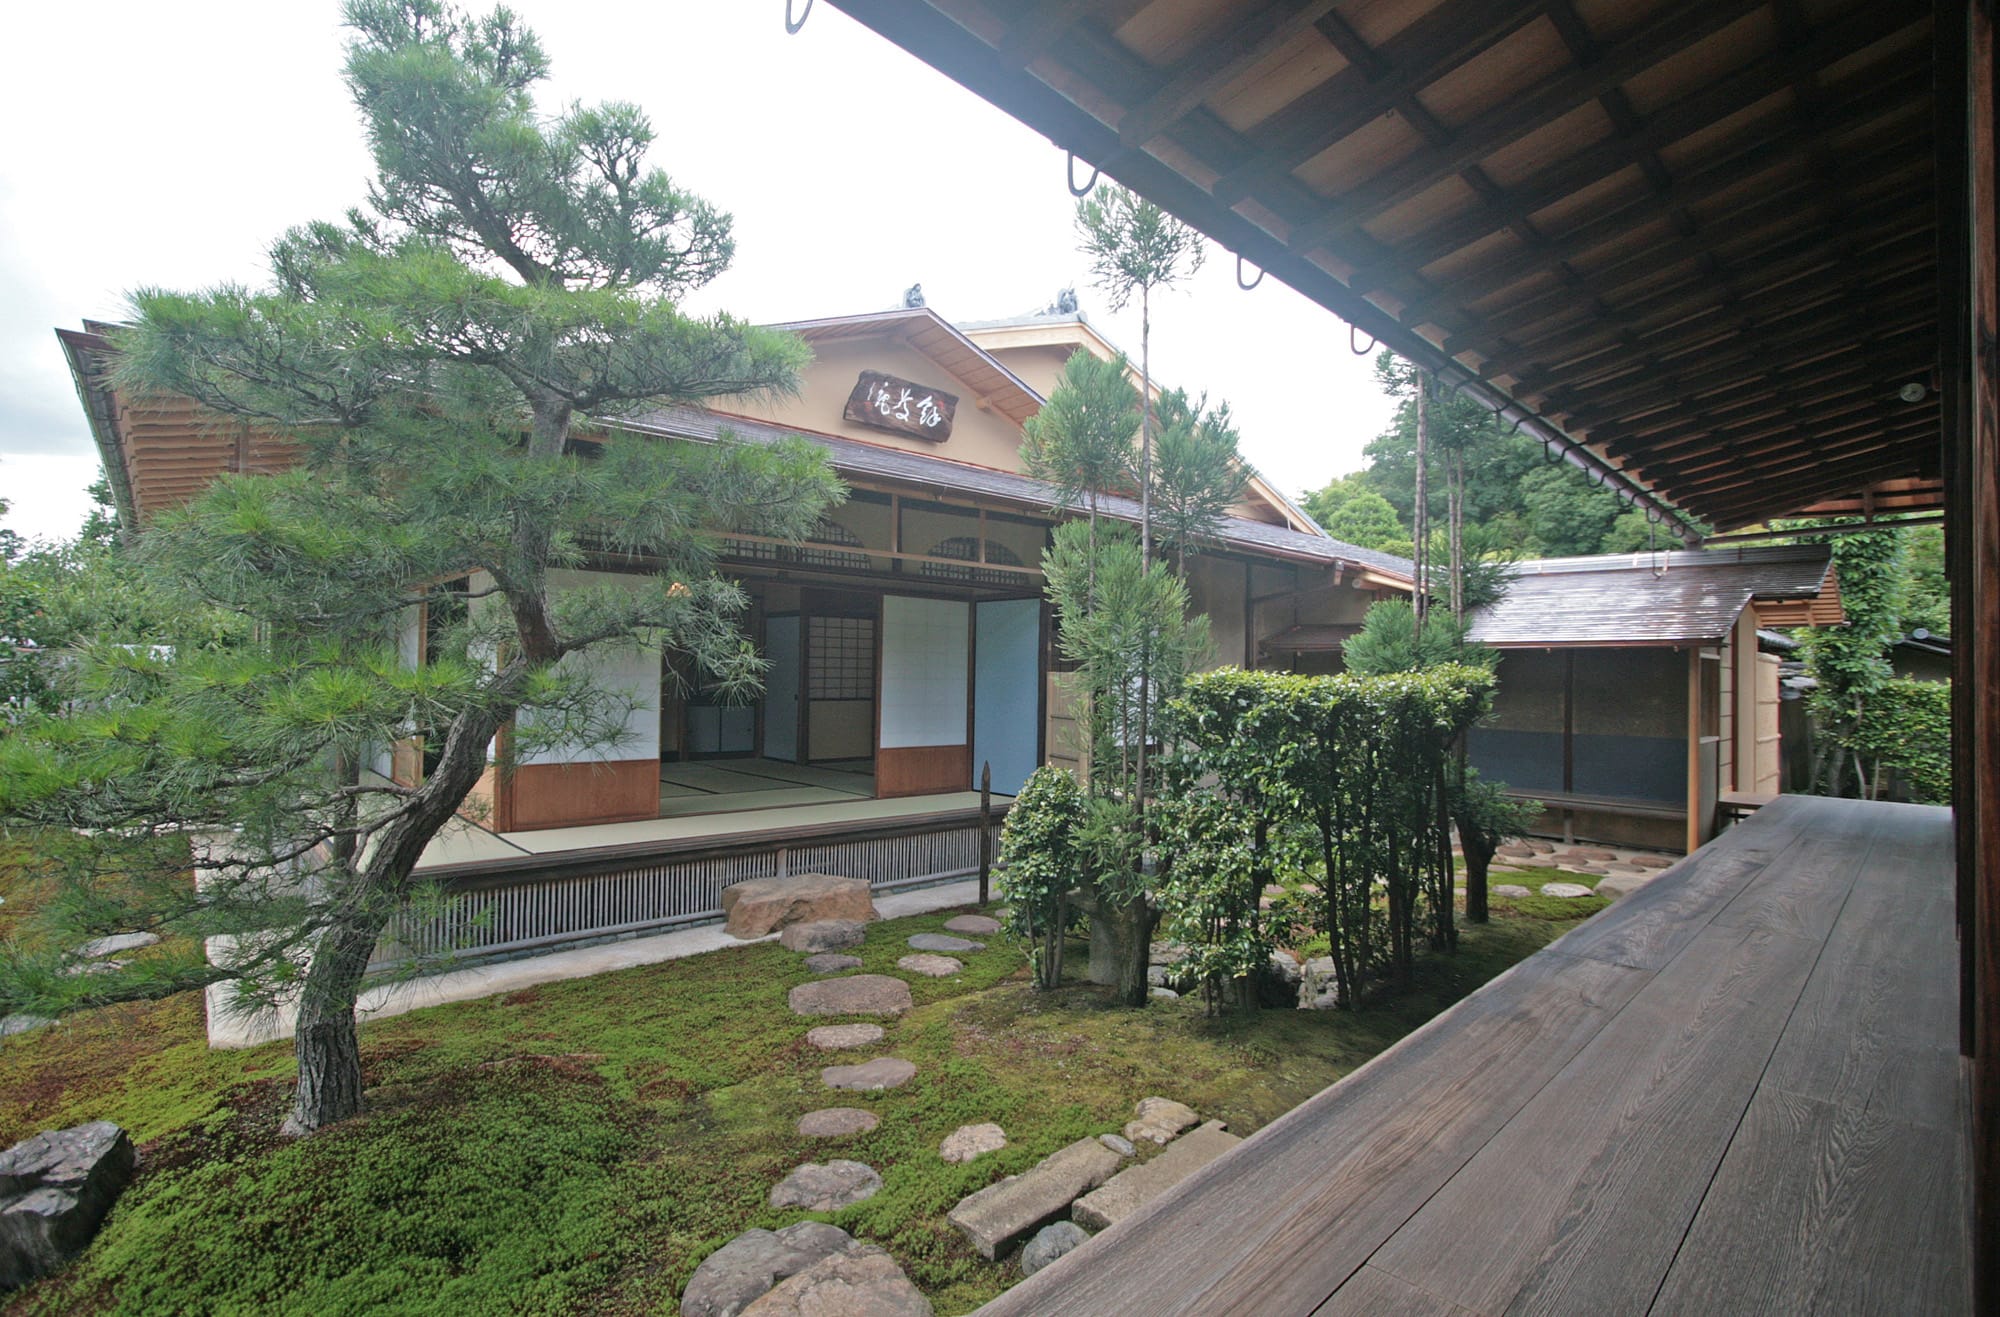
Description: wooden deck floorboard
xmin=978 ymin=796 xmax=1970 ymax=1316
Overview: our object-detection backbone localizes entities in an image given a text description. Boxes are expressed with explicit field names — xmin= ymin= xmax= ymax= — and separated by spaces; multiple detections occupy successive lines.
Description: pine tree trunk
xmin=1104 ymin=894 xmax=1156 ymax=1007
xmin=283 ymin=905 xmax=391 ymax=1136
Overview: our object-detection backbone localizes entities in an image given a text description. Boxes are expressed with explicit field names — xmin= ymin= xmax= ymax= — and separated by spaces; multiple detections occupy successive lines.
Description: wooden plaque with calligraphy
xmin=843 ymin=371 xmax=959 ymax=442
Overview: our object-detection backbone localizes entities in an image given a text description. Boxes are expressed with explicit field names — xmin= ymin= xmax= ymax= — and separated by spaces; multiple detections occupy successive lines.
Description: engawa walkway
xmin=982 ymin=795 xmax=1970 ymax=1315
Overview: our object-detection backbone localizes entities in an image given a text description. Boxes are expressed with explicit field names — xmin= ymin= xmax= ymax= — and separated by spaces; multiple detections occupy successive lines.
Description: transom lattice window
xmin=799 ymin=518 xmax=871 ymax=571
xmin=808 ymin=615 xmax=875 ymax=700
xmin=921 ymin=536 xmax=1024 ymax=587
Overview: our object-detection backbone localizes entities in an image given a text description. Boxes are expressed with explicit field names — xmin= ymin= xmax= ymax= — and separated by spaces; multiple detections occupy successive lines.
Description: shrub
xmin=996 ymin=765 xmax=1086 ymax=987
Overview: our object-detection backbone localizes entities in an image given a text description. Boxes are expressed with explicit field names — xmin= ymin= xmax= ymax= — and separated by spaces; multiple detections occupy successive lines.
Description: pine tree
xmin=0 ymin=0 xmax=839 ymax=1135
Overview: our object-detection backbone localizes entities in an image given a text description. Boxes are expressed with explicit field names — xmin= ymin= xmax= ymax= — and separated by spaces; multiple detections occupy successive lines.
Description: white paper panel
xmin=880 ymin=596 xmax=968 ymax=749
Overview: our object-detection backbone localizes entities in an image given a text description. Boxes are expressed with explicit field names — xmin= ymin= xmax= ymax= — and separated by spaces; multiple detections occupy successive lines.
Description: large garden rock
xmin=768 ymin=1160 xmax=882 ymax=1212
xmin=1123 ymin=1097 xmax=1199 ymax=1145
xmin=821 ymin=1057 xmax=915 ymax=1091
xmin=0 ymin=1120 xmax=136 ymax=1289
xmin=1072 ymin=1121 xmax=1240 ymax=1231
xmin=788 ymin=975 xmax=912 ymax=1018
xmin=907 ymin=933 xmax=982 ymax=953
xmin=1020 ymin=1221 xmax=1089 ymax=1277
xmin=947 ymin=1137 xmax=1122 ymax=1260
xmin=722 ymin=874 xmax=876 ymax=939
xmin=740 ymin=1244 xmax=932 ymax=1317
xmin=780 ymin=920 xmax=866 ymax=954
xmin=682 ymin=1221 xmax=861 ymax=1317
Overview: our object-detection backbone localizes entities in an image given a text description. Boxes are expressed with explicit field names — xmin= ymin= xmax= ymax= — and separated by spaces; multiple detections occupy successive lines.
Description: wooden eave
xmin=824 ymin=0 xmax=1944 ymax=533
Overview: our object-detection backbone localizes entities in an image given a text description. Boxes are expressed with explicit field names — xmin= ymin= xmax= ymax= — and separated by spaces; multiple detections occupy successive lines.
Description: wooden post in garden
xmin=979 ymin=761 xmax=993 ymax=905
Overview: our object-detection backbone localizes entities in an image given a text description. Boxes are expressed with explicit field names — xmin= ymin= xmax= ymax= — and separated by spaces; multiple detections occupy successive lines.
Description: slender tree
xmin=1020 ymin=348 xmax=1141 ymax=601
xmin=1076 ymin=184 xmax=1205 ymax=818
xmin=0 ymin=0 xmax=839 ymax=1135
xmin=1150 ymin=388 xmax=1248 ymax=581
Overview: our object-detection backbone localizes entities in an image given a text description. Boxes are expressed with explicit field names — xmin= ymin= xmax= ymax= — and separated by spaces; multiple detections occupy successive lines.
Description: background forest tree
xmin=1305 ymin=351 xmax=1660 ymax=558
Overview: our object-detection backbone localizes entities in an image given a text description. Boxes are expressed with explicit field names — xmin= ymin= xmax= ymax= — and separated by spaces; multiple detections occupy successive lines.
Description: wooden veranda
xmin=820 ymin=0 xmax=2000 ymax=1303
xmin=981 ymin=795 xmax=1968 ymax=1314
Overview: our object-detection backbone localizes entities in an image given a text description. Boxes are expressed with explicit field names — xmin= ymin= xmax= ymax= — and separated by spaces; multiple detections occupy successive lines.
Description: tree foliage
xmin=0 ymin=0 xmax=839 ymax=1136
xmin=1150 ymin=388 xmax=1249 ymax=577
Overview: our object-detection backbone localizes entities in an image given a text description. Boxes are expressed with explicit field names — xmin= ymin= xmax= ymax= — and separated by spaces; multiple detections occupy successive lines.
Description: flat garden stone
xmin=788 ymin=975 xmax=912 ymax=1018
xmin=768 ymin=1159 xmax=882 ymax=1212
xmin=1073 ymin=1120 xmax=1241 ymax=1231
xmin=740 ymin=1245 xmax=932 ymax=1317
xmin=1021 ymin=1221 xmax=1089 ymax=1277
xmin=0 ymin=1016 xmax=54 ymax=1040
xmin=940 ymin=1123 xmax=1007 ymax=1164
xmin=722 ymin=873 xmax=876 ymax=939
xmin=907 ymin=933 xmax=983 ymax=953
xmin=74 ymin=932 xmax=159 ymax=959
xmin=1512 ymin=855 xmax=1559 ymax=868
xmin=1099 ymin=1134 xmax=1135 ymax=1157
xmin=1492 ymin=884 xmax=1533 ymax=899
xmin=821 ymin=1057 xmax=916 ymax=1091
xmin=1540 ymin=882 xmax=1597 ymax=898
xmin=948 ymin=1137 xmax=1122 ymax=1260
xmin=803 ymin=953 xmax=863 ymax=975
xmin=897 ymin=954 xmax=962 ymax=978
xmin=1494 ymin=843 xmax=1534 ymax=858
xmin=780 ymin=920 xmax=866 ymax=953
xmin=799 ymin=1108 xmax=879 ymax=1138
xmin=681 ymin=1222 xmax=861 ymax=1317
xmin=1123 ymin=1096 xmax=1199 ymax=1145
xmin=1594 ymin=873 xmax=1655 ymax=900
xmin=0 ymin=1121 xmax=135 ymax=1289
xmin=1561 ymin=865 xmax=1610 ymax=876
xmin=804 ymin=1023 xmax=884 ymax=1050
xmin=943 ymin=914 xmax=1002 ymax=936
xmin=1149 ymin=986 xmax=1180 ymax=1001
xmin=1629 ymin=854 xmax=1674 ymax=868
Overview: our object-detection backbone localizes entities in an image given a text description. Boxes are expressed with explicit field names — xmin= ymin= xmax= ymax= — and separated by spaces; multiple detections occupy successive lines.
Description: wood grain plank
xmin=1648 ymin=1088 xmax=1972 ymax=1315
xmin=1705 ymin=798 xmax=1884 ymax=943
xmin=1759 ymin=805 xmax=1962 ymax=1129
xmin=1313 ymin=1263 xmax=1478 ymax=1316
xmin=1366 ymin=921 xmax=1830 ymax=1314
xmin=1543 ymin=797 xmax=1815 ymax=972
xmin=975 ymin=952 xmax=1650 ymax=1317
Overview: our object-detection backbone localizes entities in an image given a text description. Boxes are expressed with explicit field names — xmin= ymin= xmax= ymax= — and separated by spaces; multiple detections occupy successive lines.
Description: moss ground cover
xmin=0 ymin=859 xmax=1590 ymax=1316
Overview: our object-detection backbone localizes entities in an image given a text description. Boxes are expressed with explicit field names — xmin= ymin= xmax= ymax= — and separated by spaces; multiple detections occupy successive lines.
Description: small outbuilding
xmin=1464 ymin=545 xmax=1842 ymax=853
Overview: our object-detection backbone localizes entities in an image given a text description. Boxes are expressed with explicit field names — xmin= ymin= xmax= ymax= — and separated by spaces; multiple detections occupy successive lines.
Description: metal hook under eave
xmin=785 ymin=0 xmax=813 ymax=34
xmin=1236 ymin=254 xmax=1264 ymax=291
xmin=1067 ymin=152 xmax=1100 ymax=197
xmin=1542 ymin=439 xmax=1566 ymax=465
xmin=1350 ymin=324 xmax=1376 ymax=355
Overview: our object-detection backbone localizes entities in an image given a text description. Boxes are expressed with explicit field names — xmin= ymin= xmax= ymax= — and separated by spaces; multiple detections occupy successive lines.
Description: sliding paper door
xmin=878 ymin=596 xmax=969 ymax=797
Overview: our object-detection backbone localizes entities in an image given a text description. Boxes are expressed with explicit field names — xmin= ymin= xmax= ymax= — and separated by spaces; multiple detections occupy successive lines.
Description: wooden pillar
xmin=1686 ymin=648 xmax=1703 ymax=856
xmin=1951 ymin=0 xmax=1999 ymax=1302
xmin=1733 ymin=611 xmax=1760 ymax=794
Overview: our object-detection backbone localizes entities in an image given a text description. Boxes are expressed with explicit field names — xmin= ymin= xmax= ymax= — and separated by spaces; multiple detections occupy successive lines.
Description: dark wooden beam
xmin=1115 ymin=0 xmax=1343 ymax=150
xmin=1284 ymin=0 xmax=1773 ymax=255
xmin=1205 ymin=0 xmax=1546 ymax=206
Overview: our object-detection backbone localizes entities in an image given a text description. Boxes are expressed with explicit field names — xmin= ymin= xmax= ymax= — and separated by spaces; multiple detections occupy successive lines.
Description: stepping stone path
xmin=821 ymin=1057 xmax=916 ymax=1092
xmin=1021 ymin=1221 xmax=1088 ymax=1277
xmin=682 ymin=1221 xmax=864 ymax=1317
xmin=769 ymin=1160 xmax=883 ymax=1211
xmin=1562 ymin=865 xmax=1610 ymax=876
xmin=1540 ymin=882 xmax=1597 ymax=899
xmin=799 ymin=1108 xmax=879 ymax=1138
xmin=74 ymin=932 xmax=158 ymax=959
xmin=943 ymin=914 xmax=1002 ymax=936
xmin=940 ymin=1123 xmax=1006 ymax=1164
xmin=1125 ymin=1097 xmax=1199 ymax=1145
xmin=804 ymin=953 xmax=863 ymax=974
xmin=1073 ymin=1120 xmax=1241 ymax=1231
xmin=788 ymin=975 xmax=912 ymax=1017
xmin=781 ymin=920 xmax=866 ymax=953
xmin=805 ymin=1023 xmax=883 ymax=1050
xmin=907 ymin=933 xmax=983 ymax=953
xmin=1492 ymin=884 xmax=1533 ymax=899
xmin=898 ymin=954 xmax=962 ymax=978
xmin=742 ymin=1246 xmax=932 ymax=1317
xmin=1630 ymin=854 xmax=1674 ymax=868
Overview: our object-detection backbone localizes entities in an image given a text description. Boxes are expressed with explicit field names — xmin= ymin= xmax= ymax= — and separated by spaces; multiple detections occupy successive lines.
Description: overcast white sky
xmin=0 ymin=1 xmax=1395 ymax=545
